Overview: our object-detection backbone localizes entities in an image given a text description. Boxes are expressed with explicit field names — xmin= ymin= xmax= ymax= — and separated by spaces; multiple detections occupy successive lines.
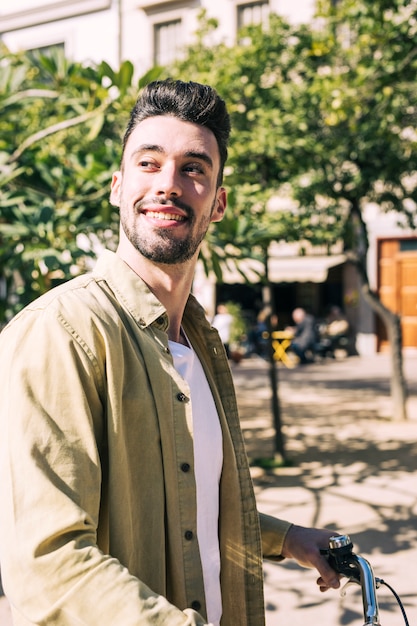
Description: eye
xmin=138 ymin=159 xmax=159 ymax=171
xmin=183 ymin=163 xmax=205 ymax=174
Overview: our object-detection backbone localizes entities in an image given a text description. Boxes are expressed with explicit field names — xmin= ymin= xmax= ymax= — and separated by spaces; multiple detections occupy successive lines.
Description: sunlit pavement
xmin=232 ymin=352 xmax=417 ymax=626
xmin=1 ymin=353 xmax=416 ymax=625
xmin=0 ymin=578 xmax=11 ymax=625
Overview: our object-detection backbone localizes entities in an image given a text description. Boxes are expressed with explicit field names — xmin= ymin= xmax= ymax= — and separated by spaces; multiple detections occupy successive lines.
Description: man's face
xmin=110 ymin=115 xmax=226 ymax=265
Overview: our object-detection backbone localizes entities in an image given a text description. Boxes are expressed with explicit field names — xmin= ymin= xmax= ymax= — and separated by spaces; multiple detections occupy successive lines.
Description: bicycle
xmin=321 ymin=534 xmax=410 ymax=626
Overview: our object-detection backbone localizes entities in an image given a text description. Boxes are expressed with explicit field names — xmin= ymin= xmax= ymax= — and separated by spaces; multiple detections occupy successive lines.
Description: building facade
xmin=1 ymin=0 xmax=315 ymax=70
xmin=2 ymin=0 xmax=416 ymax=354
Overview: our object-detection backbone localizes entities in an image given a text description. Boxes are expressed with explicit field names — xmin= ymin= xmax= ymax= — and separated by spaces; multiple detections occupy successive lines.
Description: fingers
xmin=317 ymin=576 xmax=332 ymax=593
xmin=316 ymin=574 xmax=341 ymax=593
xmin=315 ymin=558 xmax=341 ymax=591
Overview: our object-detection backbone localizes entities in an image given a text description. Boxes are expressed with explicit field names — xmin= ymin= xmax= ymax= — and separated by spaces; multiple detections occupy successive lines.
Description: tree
xmin=172 ymin=3 xmax=416 ymax=423
xmin=287 ymin=0 xmax=417 ymax=420
xmin=0 ymin=45 xmax=163 ymax=322
xmin=170 ymin=12 xmax=345 ymax=461
xmin=170 ymin=12 xmax=334 ymax=461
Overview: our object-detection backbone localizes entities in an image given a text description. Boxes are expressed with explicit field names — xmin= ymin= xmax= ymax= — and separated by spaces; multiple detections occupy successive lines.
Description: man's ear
xmin=109 ymin=171 xmax=122 ymax=207
xmin=210 ymin=187 xmax=227 ymax=223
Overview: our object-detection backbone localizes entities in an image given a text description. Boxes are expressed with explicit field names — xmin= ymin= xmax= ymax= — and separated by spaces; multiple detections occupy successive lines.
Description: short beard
xmin=121 ymin=196 xmax=214 ymax=265
xmin=136 ymin=229 xmax=203 ymax=265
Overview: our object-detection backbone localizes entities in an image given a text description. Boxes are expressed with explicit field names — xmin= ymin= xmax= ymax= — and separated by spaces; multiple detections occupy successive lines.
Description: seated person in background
xmin=326 ymin=306 xmax=349 ymax=338
xmin=288 ymin=307 xmax=317 ymax=364
xmin=317 ymin=305 xmax=350 ymax=357
xmin=254 ymin=307 xmax=270 ymax=358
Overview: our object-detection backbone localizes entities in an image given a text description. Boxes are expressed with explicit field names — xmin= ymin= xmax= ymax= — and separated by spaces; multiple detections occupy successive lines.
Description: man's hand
xmin=282 ymin=524 xmax=341 ymax=592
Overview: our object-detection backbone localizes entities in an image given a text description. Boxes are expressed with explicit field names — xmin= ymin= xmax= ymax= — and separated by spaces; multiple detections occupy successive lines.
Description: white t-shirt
xmin=168 ymin=338 xmax=223 ymax=626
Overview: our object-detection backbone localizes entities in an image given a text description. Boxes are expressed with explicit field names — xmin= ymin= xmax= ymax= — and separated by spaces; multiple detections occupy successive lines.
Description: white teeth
xmin=147 ymin=211 xmax=185 ymax=222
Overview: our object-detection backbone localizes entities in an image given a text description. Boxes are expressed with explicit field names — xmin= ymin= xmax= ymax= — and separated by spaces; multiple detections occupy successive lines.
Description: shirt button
xmin=184 ymin=530 xmax=193 ymax=541
xmin=181 ymin=463 xmax=191 ymax=473
xmin=191 ymin=600 xmax=201 ymax=612
xmin=176 ymin=392 xmax=189 ymax=403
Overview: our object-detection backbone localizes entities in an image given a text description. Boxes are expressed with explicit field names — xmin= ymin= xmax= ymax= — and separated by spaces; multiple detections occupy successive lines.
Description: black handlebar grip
xmin=321 ymin=534 xmax=361 ymax=582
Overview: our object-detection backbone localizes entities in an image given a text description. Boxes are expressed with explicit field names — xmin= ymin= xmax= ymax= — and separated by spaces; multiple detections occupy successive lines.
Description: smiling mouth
xmin=144 ymin=211 xmax=186 ymax=222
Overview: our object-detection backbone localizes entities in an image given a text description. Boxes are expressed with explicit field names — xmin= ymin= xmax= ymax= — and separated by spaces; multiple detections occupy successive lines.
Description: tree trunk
xmin=345 ymin=203 xmax=408 ymax=421
xmin=264 ymin=253 xmax=287 ymax=462
xmin=267 ymin=336 xmax=286 ymax=461
xmin=360 ymin=283 xmax=408 ymax=421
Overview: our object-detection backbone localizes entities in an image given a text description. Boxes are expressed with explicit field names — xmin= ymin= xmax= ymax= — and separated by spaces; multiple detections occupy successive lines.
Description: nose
xmin=155 ymin=163 xmax=182 ymax=197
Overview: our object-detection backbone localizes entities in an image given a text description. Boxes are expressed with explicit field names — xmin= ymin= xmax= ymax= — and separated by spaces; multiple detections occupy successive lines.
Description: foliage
xmin=171 ymin=4 xmax=417 ymax=268
xmin=296 ymin=0 xmax=417 ymax=243
xmin=224 ymin=301 xmax=247 ymax=345
xmin=0 ymin=45 xmax=163 ymax=321
xmin=171 ymin=3 xmax=416 ymax=421
xmin=171 ymin=10 xmax=348 ymax=275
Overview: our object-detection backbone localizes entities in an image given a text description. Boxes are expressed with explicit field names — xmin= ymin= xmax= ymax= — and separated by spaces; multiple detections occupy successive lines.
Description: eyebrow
xmin=131 ymin=144 xmax=214 ymax=170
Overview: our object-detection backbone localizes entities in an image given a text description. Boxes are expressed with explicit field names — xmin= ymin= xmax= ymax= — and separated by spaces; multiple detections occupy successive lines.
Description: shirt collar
xmin=93 ymin=250 xmax=167 ymax=330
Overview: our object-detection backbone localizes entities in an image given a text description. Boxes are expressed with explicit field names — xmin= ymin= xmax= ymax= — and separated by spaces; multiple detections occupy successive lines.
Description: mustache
xmin=134 ymin=196 xmax=194 ymax=217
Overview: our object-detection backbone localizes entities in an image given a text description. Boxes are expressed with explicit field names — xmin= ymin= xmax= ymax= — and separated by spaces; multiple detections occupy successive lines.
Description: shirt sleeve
xmin=259 ymin=512 xmax=292 ymax=561
xmin=0 ymin=308 xmax=209 ymax=626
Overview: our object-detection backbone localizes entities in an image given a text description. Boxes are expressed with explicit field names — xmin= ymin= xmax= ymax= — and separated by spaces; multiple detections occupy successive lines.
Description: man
xmin=0 ymin=79 xmax=340 ymax=626
xmin=289 ymin=307 xmax=318 ymax=364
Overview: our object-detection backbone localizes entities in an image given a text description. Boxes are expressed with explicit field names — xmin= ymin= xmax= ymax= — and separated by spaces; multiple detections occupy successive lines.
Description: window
xmin=154 ymin=19 xmax=182 ymax=66
xmin=400 ymin=239 xmax=417 ymax=252
xmin=27 ymin=43 xmax=65 ymax=57
xmin=237 ymin=1 xmax=269 ymax=30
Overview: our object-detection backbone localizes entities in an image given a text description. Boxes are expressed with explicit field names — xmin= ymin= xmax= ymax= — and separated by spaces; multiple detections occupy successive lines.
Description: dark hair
xmin=122 ymin=78 xmax=231 ymax=185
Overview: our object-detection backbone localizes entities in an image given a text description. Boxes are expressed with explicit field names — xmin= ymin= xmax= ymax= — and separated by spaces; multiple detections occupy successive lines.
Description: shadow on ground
xmin=232 ymin=356 xmax=417 ymax=625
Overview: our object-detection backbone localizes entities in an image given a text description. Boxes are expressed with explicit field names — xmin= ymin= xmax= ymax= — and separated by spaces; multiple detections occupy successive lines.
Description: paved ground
xmin=1 ymin=352 xmax=416 ymax=625
xmin=232 ymin=352 xmax=417 ymax=626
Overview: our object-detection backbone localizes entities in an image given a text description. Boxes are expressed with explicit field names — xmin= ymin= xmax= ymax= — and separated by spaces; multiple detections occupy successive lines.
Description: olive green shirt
xmin=0 ymin=251 xmax=290 ymax=626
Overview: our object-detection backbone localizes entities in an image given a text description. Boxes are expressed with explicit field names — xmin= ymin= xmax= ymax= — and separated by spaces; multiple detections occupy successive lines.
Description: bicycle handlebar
xmin=321 ymin=534 xmax=381 ymax=626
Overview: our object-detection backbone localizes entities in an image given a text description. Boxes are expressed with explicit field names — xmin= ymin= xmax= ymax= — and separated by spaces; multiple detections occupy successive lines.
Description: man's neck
xmin=116 ymin=241 xmax=196 ymax=344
